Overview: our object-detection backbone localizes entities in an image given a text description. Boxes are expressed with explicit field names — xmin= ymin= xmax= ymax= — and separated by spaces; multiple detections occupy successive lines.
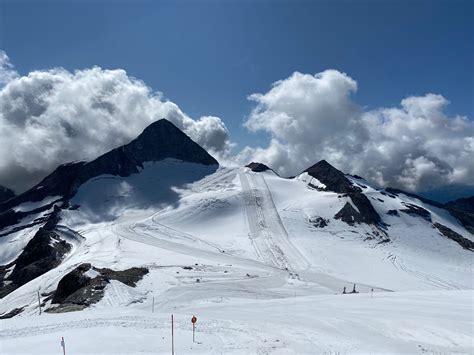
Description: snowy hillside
xmin=0 ymin=121 xmax=473 ymax=354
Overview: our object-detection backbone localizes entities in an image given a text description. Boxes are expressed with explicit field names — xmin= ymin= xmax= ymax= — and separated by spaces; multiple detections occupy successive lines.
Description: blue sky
xmin=0 ymin=0 xmax=473 ymax=200
xmin=1 ymin=0 xmax=472 ymax=147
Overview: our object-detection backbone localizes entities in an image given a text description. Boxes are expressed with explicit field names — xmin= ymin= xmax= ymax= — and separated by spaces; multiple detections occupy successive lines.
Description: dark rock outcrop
xmin=48 ymin=263 xmax=149 ymax=313
xmin=349 ymin=193 xmax=382 ymax=225
xmin=433 ymin=223 xmax=474 ymax=251
xmin=335 ymin=202 xmax=361 ymax=225
xmin=303 ymin=160 xmax=382 ymax=226
xmin=0 ymin=207 xmax=71 ymax=299
xmin=95 ymin=266 xmax=150 ymax=287
xmin=0 ymin=307 xmax=24 ymax=319
xmin=304 ymin=160 xmax=360 ymax=194
xmin=52 ymin=263 xmax=94 ymax=304
xmin=246 ymin=162 xmax=272 ymax=173
xmin=309 ymin=216 xmax=329 ymax=228
xmin=0 ymin=186 xmax=15 ymax=203
xmin=399 ymin=203 xmax=431 ymax=221
xmin=387 ymin=209 xmax=399 ymax=216
xmin=334 ymin=200 xmax=381 ymax=226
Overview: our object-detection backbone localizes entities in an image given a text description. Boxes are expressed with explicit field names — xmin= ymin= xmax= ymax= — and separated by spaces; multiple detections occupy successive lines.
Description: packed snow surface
xmin=1 ymin=162 xmax=473 ymax=354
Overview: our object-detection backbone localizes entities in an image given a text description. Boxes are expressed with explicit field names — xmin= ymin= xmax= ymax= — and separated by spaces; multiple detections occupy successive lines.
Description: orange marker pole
xmin=191 ymin=315 xmax=197 ymax=343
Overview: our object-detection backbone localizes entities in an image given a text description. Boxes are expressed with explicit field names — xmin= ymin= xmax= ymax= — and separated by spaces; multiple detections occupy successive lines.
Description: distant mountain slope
xmin=0 ymin=186 xmax=14 ymax=204
xmin=444 ymin=196 xmax=474 ymax=234
xmin=0 ymin=119 xmax=218 ymax=299
xmin=0 ymin=127 xmax=472 ymax=328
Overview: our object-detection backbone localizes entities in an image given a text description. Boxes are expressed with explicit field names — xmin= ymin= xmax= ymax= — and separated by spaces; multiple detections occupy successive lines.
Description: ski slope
xmin=1 ymin=163 xmax=473 ymax=354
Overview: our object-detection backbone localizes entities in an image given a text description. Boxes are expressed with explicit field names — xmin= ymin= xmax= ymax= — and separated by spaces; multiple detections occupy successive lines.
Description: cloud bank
xmin=1 ymin=50 xmax=471 ymax=194
xmin=0 ymin=51 xmax=229 ymax=192
xmin=240 ymin=70 xmax=474 ymax=192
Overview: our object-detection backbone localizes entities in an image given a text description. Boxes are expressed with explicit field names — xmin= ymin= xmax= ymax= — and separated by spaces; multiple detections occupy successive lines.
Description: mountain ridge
xmin=0 ymin=119 xmax=218 ymax=214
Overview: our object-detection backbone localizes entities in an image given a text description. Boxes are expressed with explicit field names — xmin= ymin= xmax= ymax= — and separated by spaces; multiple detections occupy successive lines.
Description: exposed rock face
xmin=335 ymin=202 xmax=361 ymax=225
xmin=0 ymin=186 xmax=15 ymax=203
xmin=95 ymin=267 xmax=150 ymax=287
xmin=303 ymin=160 xmax=381 ymax=226
xmin=433 ymin=223 xmax=474 ymax=251
xmin=0 ymin=119 xmax=218 ymax=214
xmin=0 ymin=207 xmax=71 ymax=299
xmin=387 ymin=209 xmax=399 ymax=216
xmin=48 ymin=263 xmax=149 ymax=313
xmin=400 ymin=203 xmax=432 ymax=221
xmin=348 ymin=193 xmax=382 ymax=225
xmin=246 ymin=162 xmax=272 ymax=173
xmin=0 ymin=307 xmax=24 ymax=319
xmin=51 ymin=263 xmax=94 ymax=304
xmin=309 ymin=216 xmax=329 ymax=228
xmin=305 ymin=160 xmax=360 ymax=194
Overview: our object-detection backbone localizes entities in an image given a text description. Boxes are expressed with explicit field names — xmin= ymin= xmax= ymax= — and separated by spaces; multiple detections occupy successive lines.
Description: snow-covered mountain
xmin=0 ymin=120 xmax=473 ymax=353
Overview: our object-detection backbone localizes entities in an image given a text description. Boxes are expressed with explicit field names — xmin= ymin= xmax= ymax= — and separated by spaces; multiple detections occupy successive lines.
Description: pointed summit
xmin=106 ymin=118 xmax=218 ymax=168
xmin=246 ymin=162 xmax=272 ymax=173
xmin=0 ymin=119 xmax=218 ymax=211
xmin=304 ymin=160 xmax=359 ymax=194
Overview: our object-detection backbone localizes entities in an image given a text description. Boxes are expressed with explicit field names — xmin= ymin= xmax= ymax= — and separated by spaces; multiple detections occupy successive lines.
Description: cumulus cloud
xmin=240 ymin=70 xmax=474 ymax=191
xmin=0 ymin=55 xmax=229 ymax=192
xmin=0 ymin=51 xmax=18 ymax=86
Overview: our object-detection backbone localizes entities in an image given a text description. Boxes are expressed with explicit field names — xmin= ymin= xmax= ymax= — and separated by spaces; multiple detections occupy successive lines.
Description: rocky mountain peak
xmin=0 ymin=119 xmax=218 ymax=212
xmin=304 ymin=160 xmax=360 ymax=194
xmin=123 ymin=118 xmax=218 ymax=166
xmin=246 ymin=162 xmax=272 ymax=173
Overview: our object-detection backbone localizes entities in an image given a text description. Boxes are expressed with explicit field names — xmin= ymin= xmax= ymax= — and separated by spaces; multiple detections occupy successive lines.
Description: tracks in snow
xmin=239 ymin=172 xmax=309 ymax=272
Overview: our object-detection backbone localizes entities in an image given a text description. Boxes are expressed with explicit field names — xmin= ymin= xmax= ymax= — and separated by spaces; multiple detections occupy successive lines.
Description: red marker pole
xmin=191 ymin=315 xmax=197 ymax=343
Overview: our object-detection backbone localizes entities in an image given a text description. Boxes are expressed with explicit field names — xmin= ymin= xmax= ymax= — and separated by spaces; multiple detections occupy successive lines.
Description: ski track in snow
xmin=239 ymin=172 xmax=309 ymax=271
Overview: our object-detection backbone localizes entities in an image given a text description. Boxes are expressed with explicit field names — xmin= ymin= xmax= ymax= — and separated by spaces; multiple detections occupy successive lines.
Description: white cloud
xmin=0 ymin=51 xmax=18 ymax=86
xmin=0 ymin=59 xmax=230 ymax=192
xmin=241 ymin=70 xmax=474 ymax=191
xmin=1 ymin=52 xmax=471 ymax=194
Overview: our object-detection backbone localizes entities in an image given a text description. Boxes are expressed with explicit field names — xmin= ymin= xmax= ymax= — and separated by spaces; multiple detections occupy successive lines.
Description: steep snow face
xmin=63 ymin=160 xmax=218 ymax=224
xmin=0 ymin=164 xmax=473 ymax=353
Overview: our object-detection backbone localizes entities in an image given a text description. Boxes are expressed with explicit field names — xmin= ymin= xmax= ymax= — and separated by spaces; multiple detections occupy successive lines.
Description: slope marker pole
xmin=152 ymin=297 xmax=154 ymax=313
xmin=61 ymin=337 xmax=66 ymax=355
xmin=171 ymin=314 xmax=174 ymax=355
xmin=191 ymin=315 xmax=197 ymax=343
